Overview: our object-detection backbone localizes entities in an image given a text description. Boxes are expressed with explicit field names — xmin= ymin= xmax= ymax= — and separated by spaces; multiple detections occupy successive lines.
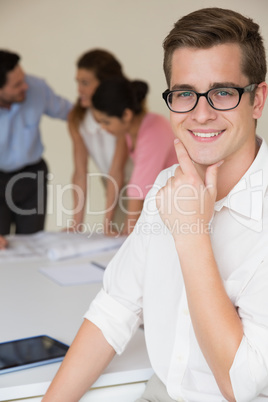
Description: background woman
xmin=92 ymin=77 xmax=177 ymax=235
xmin=68 ymin=49 xmax=128 ymax=231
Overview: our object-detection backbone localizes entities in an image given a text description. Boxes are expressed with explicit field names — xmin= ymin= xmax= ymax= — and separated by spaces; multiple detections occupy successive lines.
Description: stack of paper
xmin=46 ymin=232 xmax=126 ymax=261
xmin=1 ymin=231 xmax=127 ymax=261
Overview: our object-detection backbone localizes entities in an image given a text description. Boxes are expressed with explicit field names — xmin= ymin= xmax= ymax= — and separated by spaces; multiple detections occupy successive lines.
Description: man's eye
xmin=214 ymin=89 xmax=234 ymax=97
xmin=218 ymin=91 xmax=229 ymax=96
xmin=179 ymin=91 xmax=193 ymax=97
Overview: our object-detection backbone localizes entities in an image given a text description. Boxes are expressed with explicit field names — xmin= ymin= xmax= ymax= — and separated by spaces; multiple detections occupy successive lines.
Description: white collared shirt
xmin=85 ymin=136 xmax=268 ymax=401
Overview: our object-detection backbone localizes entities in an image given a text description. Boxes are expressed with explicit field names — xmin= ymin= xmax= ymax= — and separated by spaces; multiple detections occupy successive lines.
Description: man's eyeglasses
xmin=162 ymin=84 xmax=257 ymax=113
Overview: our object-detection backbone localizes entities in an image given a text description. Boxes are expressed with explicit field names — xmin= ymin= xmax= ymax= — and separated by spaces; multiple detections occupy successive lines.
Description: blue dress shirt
xmin=0 ymin=74 xmax=72 ymax=172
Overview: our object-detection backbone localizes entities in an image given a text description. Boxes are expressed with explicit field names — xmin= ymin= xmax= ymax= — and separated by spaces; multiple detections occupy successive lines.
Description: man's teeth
xmin=192 ymin=131 xmax=222 ymax=138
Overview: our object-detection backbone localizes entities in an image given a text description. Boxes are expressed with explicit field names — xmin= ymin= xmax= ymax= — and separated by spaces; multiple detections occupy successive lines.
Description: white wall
xmin=0 ymin=0 xmax=268 ymax=231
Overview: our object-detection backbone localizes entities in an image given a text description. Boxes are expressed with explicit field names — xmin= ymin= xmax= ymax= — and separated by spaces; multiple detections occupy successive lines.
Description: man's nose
xmin=190 ymin=95 xmax=217 ymax=122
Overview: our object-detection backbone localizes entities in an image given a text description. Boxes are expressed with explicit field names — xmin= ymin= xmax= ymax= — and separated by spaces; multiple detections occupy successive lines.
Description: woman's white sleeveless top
xmin=79 ymin=109 xmax=116 ymax=175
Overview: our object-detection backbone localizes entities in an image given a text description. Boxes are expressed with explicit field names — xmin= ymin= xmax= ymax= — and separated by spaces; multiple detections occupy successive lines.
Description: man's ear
xmin=253 ymin=82 xmax=268 ymax=119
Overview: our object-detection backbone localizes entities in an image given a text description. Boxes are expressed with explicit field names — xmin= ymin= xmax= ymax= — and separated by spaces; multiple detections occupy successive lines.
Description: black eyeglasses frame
xmin=162 ymin=84 xmax=257 ymax=113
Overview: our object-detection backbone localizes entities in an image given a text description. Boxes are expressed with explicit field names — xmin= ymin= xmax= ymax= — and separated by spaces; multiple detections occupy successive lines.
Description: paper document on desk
xmin=39 ymin=249 xmax=119 ymax=286
xmin=1 ymin=232 xmax=126 ymax=261
xmin=39 ymin=261 xmax=105 ymax=286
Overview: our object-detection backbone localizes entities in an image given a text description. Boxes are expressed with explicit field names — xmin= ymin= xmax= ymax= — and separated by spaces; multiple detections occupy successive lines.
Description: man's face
xmin=0 ymin=65 xmax=28 ymax=107
xmin=169 ymin=43 xmax=265 ymax=167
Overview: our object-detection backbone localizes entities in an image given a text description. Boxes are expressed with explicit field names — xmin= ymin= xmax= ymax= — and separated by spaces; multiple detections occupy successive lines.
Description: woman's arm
xmin=42 ymin=319 xmax=115 ymax=402
xmin=68 ymin=116 xmax=89 ymax=231
xmin=104 ymin=135 xmax=128 ymax=235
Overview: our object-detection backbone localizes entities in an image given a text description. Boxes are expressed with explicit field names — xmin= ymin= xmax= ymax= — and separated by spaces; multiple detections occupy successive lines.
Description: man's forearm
xmin=176 ymin=233 xmax=243 ymax=401
xmin=42 ymin=320 xmax=115 ymax=401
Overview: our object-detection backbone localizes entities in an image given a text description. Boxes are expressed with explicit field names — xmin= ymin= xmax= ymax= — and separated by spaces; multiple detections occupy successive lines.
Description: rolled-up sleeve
xmin=84 ymin=289 xmax=141 ymax=354
xmin=230 ymin=259 xmax=268 ymax=401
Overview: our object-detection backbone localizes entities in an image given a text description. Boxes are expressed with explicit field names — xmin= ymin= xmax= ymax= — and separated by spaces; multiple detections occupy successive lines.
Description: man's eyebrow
xmin=170 ymin=84 xmax=193 ymax=91
xmin=211 ymin=81 xmax=240 ymax=88
xmin=170 ymin=82 xmax=240 ymax=91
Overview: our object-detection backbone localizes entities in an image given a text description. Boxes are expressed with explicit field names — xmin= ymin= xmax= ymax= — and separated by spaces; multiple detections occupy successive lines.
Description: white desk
xmin=0 ymin=252 xmax=153 ymax=401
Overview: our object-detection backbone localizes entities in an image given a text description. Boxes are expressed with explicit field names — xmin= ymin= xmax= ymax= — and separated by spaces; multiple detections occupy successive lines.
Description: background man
xmin=0 ymin=50 xmax=72 ymax=239
xmin=43 ymin=8 xmax=268 ymax=402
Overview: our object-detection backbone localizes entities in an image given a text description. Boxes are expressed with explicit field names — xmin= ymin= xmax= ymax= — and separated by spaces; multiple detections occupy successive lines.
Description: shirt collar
xmin=214 ymin=136 xmax=268 ymax=225
xmin=0 ymin=102 xmax=20 ymax=114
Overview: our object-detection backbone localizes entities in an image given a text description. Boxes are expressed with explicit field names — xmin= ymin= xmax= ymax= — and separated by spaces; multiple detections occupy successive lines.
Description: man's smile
xmin=190 ymin=130 xmax=225 ymax=138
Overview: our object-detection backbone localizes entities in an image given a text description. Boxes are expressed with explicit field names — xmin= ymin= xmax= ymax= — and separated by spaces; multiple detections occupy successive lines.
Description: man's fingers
xmin=174 ymin=139 xmax=197 ymax=175
xmin=174 ymin=139 xmax=190 ymax=171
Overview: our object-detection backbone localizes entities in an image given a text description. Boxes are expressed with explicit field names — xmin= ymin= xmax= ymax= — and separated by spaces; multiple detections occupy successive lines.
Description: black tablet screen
xmin=0 ymin=335 xmax=69 ymax=372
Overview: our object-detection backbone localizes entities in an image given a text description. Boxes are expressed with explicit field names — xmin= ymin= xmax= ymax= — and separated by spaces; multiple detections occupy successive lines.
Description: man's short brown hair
xmin=163 ymin=8 xmax=267 ymax=87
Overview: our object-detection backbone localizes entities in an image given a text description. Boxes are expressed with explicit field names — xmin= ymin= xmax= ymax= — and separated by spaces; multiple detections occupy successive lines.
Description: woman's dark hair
xmin=77 ymin=49 xmax=124 ymax=82
xmin=92 ymin=78 xmax=149 ymax=118
xmin=0 ymin=50 xmax=20 ymax=88
xmin=71 ymin=49 xmax=125 ymax=127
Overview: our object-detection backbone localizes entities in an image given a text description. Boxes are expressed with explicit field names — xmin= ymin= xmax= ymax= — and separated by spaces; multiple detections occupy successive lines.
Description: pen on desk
xmin=91 ymin=261 xmax=106 ymax=270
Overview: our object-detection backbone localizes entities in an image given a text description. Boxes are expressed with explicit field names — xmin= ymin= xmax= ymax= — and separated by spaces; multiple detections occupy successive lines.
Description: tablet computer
xmin=0 ymin=335 xmax=69 ymax=374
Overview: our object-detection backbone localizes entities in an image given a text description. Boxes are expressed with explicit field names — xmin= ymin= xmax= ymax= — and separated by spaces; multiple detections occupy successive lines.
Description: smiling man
xmin=0 ymin=50 xmax=72 ymax=240
xmin=43 ymin=8 xmax=268 ymax=402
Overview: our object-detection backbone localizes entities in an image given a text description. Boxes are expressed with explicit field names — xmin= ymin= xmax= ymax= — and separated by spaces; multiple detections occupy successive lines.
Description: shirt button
xmin=183 ymin=308 xmax=189 ymax=316
xmin=177 ymin=398 xmax=185 ymax=402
